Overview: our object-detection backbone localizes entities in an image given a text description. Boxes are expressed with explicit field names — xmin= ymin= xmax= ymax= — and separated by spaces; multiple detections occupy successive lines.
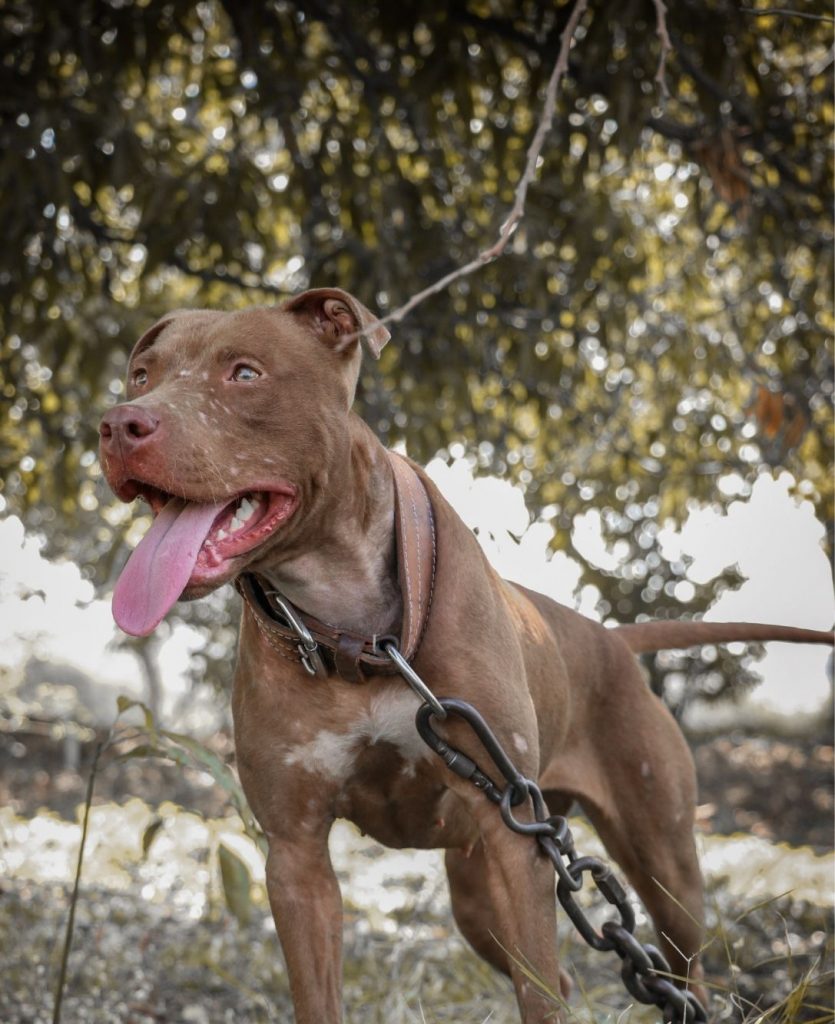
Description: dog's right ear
xmin=282 ymin=287 xmax=390 ymax=359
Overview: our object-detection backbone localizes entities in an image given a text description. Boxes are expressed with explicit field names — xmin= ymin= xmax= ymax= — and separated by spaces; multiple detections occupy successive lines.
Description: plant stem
xmin=52 ymin=739 xmax=104 ymax=1024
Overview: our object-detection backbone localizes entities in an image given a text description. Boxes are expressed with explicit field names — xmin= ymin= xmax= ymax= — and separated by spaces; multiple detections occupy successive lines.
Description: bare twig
xmin=480 ymin=0 xmax=589 ymax=262
xmin=52 ymin=739 xmax=106 ymax=1024
xmin=336 ymin=0 xmax=590 ymax=347
xmin=651 ymin=0 xmax=674 ymax=99
xmin=740 ymin=7 xmax=835 ymax=23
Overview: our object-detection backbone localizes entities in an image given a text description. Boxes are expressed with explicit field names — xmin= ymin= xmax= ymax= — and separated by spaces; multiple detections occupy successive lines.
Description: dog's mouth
xmin=127 ymin=482 xmax=297 ymax=560
xmin=112 ymin=481 xmax=297 ymax=637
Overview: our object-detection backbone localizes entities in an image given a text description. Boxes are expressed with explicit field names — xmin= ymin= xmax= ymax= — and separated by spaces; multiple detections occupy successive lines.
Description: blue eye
xmin=232 ymin=365 xmax=260 ymax=382
xmin=133 ymin=368 xmax=148 ymax=387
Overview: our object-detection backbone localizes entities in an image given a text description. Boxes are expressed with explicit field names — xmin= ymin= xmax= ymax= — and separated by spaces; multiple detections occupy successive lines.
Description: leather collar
xmin=236 ymin=451 xmax=436 ymax=683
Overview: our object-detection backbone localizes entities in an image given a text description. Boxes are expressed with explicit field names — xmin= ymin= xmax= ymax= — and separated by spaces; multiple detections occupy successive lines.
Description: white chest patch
xmin=366 ymin=688 xmax=431 ymax=764
xmin=282 ymin=730 xmax=359 ymax=781
xmin=282 ymin=687 xmax=431 ymax=783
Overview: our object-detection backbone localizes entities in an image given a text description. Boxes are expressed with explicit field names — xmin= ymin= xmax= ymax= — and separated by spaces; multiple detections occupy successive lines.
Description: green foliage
xmin=141 ymin=814 xmax=164 ymax=858
xmin=1 ymin=1 xmax=832 ymax=699
xmin=218 ymin=843 xmax=254 ymax=926
xmin=115 ymin=695 xmax=261 ymax=922
xmin=116 ymin=696 xmax=267 ymax=855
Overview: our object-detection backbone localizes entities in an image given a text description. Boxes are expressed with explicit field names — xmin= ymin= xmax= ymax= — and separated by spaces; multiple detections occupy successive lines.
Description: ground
xmin=0 ymin=720 xmax=832 ymax=1022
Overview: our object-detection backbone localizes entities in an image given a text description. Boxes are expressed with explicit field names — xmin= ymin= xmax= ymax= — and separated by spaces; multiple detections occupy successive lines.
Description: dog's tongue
xmin=113 ymin=497 xmax=226 ymax=636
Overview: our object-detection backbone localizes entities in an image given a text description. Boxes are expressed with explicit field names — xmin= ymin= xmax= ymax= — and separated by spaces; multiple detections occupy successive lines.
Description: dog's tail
xmin=614 ymin=620 xmax=834 ymax=654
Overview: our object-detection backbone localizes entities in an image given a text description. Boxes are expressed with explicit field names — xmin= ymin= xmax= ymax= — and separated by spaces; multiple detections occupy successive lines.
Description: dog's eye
xmin=132 ymin=368 xmax=148 ymax=387
xmin=232 ymin=365 xmax=260 ymax=382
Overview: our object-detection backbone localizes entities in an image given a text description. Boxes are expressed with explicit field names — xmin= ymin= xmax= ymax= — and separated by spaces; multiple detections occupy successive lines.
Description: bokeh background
xmin=1 ymin=2 xmax=833 ymax=1021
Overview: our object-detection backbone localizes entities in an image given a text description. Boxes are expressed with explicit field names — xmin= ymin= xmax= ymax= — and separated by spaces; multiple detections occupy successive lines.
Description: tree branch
xmin=341 ymin=0 xmax=590 ymax=347
xmin=651 ymin=0 xmax=674 ymax=100
xmin=740 ymin=7 xmax=835 ymax=23
xmin=168 ymin=254 xmax=286 ymax=297
xmin=481 ymin=0 xmax=589 ymax=262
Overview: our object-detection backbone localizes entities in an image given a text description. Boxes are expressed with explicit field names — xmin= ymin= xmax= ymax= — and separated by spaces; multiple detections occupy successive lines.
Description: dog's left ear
xmin=283 ymin=287 xmax=390 ymax=359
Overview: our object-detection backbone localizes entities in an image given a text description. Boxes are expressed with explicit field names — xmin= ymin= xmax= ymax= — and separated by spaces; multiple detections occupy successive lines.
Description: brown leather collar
xmin=236 ymin=451 xmax=436 ymax=683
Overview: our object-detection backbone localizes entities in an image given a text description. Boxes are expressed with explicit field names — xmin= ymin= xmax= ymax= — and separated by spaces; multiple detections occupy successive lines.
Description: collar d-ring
xmin=265 ymin=590 xmax=328 ymax=677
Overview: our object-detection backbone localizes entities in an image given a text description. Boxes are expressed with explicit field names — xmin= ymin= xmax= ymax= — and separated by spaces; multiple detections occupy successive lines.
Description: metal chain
xmin=387 ymin=652 xmax=708 ymax=1023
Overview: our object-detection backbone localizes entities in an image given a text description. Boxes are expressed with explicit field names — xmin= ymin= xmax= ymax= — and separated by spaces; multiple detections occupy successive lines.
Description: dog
xmin=99 ymin=288 xmax=833 ymax=1022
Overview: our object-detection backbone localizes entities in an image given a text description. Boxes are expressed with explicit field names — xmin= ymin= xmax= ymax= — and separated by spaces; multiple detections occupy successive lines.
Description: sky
xmin=0 ymin=458 xmax=832 ymax=731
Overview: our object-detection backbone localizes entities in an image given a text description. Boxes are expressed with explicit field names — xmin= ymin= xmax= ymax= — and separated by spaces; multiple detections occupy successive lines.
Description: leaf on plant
xmin=161 ymin=730 xmax=239 ymax=794
xmin=113 ymin=723 xmax=269 ymax=858
xmin=115 ymin=696 xmax=156 ymax=731
xmin=141 ymin=816 xmax=164 ymax=859
xmin=159 ymin=730 xmax=268 ymax=854
xmin=218 ymin=843 xmax=252 ymax=926
xmin=117 ymin=744 xmax=167 ymax=761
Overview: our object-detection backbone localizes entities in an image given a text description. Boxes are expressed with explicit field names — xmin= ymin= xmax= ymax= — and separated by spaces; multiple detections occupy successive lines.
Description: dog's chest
xmin=281 ymin=686 xmax=430 ymax=778
xmin=280 ymin=687 xmax=470 ymax=849
xmin=333 ymin=741 xmax=455 ymax=849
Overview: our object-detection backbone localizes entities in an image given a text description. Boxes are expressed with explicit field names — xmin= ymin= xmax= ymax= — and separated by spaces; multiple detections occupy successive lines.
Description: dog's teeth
xmin=217 ymin=529 xmax=228 ymax=540
xmin=232 ymin=496 xmax=258 ymax=526
xmin=226 ymin=495 xmax=260 ymax=535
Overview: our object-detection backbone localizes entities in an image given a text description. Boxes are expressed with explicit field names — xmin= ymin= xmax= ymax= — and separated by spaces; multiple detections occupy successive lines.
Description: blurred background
xmin=0 ymin=1 xmax=833 ymax=1021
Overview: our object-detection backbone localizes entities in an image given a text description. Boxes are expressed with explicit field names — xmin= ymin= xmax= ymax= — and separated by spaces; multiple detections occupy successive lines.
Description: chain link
xmin=412 ymin=696 xmax=708 ymax=1023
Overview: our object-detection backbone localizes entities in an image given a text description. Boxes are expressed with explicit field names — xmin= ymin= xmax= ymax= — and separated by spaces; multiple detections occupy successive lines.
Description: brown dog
xmin=99 ymin=288 xmax=833 ymax=1022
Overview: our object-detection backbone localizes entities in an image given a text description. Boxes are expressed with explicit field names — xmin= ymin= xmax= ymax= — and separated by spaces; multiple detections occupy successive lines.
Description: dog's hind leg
xmin=580 ymin=790 xmax=707 ymax=1007
xmin=547 ymin=653 xmax=708 ymax=1006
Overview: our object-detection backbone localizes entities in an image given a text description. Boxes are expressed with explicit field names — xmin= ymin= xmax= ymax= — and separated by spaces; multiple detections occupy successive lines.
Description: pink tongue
xmin=113 ymin=498 xmax=227 ymax=636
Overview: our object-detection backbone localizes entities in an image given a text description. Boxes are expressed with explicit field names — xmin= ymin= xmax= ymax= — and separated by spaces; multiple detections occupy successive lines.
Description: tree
xmin=1 ymin=0 xmax=832 ymax=699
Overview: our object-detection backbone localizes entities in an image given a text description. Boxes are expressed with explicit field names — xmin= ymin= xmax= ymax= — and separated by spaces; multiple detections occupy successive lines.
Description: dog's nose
xmin=99 ymin=405 xmax=160 ymax=449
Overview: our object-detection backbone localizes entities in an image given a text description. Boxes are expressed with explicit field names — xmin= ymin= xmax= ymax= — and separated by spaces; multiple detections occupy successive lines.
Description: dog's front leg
xmin=265 ymin=831 xmax=343 ymax=1023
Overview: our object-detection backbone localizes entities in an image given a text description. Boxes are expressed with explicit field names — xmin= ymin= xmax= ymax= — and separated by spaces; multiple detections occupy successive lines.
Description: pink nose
xmin=99 ymin=404 xmax=160 ymax=452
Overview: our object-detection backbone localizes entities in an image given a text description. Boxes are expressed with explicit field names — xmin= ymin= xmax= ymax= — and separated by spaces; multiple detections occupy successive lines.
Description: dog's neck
xmin=258 ymin=423 xmax=402 ymax=637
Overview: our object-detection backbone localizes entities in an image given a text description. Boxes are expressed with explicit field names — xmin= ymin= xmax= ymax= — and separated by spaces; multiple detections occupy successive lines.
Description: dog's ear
xmin=128 ymin=310 xmax=220 ymax=364
xmin=283 ymin=288 xmax=390 ymax=359
xmin=128 ymin=314 xmax=181 ymax=362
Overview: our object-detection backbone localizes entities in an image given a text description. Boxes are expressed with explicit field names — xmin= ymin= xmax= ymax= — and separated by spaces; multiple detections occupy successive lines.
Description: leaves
xmin=116 ymin=696 xmax=155 ymax=731
xmin=1 ymin=1 xmax=832 ymax=698
xmin=113 ymin=699 xmax=260 ymax=923
xmin=141 ymin=816 xmax=165 ymax=859
xmin=217 ymin=843 xmax=253 ymax=926
xmin=115 ymin=699 xmax=267 ymax=856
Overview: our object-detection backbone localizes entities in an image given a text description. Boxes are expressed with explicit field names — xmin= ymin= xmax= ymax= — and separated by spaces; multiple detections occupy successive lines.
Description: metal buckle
xmin=265 ymin=591 xmax=327 ymax=678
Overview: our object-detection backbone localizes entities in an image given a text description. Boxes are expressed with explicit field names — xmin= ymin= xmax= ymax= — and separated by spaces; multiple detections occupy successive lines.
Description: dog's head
xmin=99 ymin=288 xmax=390 ymax=636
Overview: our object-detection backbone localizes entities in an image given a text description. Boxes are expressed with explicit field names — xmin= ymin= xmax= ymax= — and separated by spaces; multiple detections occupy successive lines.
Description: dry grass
xmin=3 ymin=800 xmax=831 ymax=1023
